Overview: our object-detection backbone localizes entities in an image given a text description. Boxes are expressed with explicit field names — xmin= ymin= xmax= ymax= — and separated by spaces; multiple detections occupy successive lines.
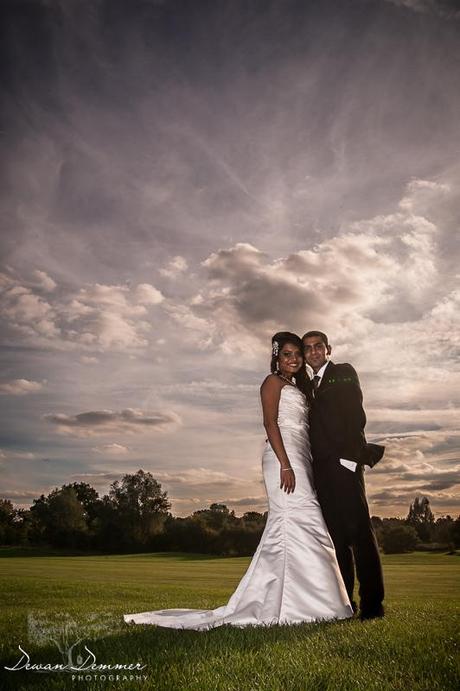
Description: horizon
xmin=6 ymin=471 xmax=453 ymax=522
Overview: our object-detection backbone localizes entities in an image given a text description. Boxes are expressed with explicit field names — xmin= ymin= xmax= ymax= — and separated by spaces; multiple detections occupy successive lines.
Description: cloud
xmin=145 ymin=175 xmax=460 ymax=451
xmin=369 ymin=410 xmax=459 ymax=431
xmin=168 ymin=494 xmax=268 ymax=516
xmin=159 ymin=178 xmax=456 ymax=358
xmin=0 ymin=379 xmax=45 ymax=395
xmin=80 ymin=355 xmax=99 ymax=364
xmin=70 ymin=472 xmax=124 ymax=486
xmin=1 ymin=175 xmax=459 ymax=372
xmin=67 ymin=468 xmax=251 ymax=500
xmin=369 ymin=488 xmax=459 ymax=510
xmin=363 ymin=429 xmax=460 ymax=515
xmin=418 ymin=476 xmax=460 ymax=491
xmin=225 ymin=495 xmax=268 ymax=508
xmin=32 ymin=270 xmax=57 ymax=292
xmin=0 ymin=490 xmax=45 ymax=503
xmin=0 ymin=449 xmax=37 ymax=461
xmin=371 ymin=430 xmax=460 ymax=463
xmin=167 ymin=494 xmax=268 ymax=517
xmin=0 ymin=0 xmax=458 ymax=523
xmin=0 ymin=274 xmax=165 ymax=352
xmin=134 ymin=283 xmax=164 ymax=305
xmin=384 ymin=0 xmax=460 ymax=19
xmin=91 ymin=443 xmax=130 ymax=455
xmin=44 ymin=408 xmax=181 ymax=437
xmin=154 ymin=467 xmax=248 ymax=489
xmin=160 ymin=255 xmax=188 ymax=278
xmin=381 ymin=462 xmax=460 ymax=491
xmin=1 ymin=279 xmax=60 ymax=340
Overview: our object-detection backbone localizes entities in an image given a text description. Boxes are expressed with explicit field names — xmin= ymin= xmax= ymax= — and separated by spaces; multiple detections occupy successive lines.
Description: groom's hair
xmin=302 ymin=330 xmax=329 ymax=347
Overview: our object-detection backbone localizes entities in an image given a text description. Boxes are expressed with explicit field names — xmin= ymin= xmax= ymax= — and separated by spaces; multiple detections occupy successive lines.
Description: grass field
xmin=0 ymin=548 xmax=458 ymax=690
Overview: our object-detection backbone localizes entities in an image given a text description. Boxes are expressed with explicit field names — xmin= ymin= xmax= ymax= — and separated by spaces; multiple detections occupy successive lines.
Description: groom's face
xmin=302 ymin=336 xmax=331 ymax=373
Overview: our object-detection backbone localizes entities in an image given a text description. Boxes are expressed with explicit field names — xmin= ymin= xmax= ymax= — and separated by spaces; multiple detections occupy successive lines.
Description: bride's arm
xmin=260 ymin=375 xmax=296 ymax=494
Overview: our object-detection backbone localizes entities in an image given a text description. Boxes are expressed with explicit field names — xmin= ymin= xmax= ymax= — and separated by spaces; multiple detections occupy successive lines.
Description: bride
xmin=124 ymin=332 xmax=353 ymax=628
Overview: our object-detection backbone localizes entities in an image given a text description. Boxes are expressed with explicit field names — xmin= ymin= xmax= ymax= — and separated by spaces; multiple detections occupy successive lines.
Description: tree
xmin=163 ymin=515 xmax=217 ymax=554
xmin=451 ymin=516 xmax=460 ymax=548
xmin=0 ymin=499 xmax=16 ymax=545
xmin=192 ymin=503 xmax=235 ymax=531
xmin=107 ymin=469 xmax=170 ymax=548
xmin=242 ymin=511 xmax=266 ymax=526
xmin=12 ymin=508 xmax=35 ymax=546
xmin=61 ymin=483 xmax=99 ymax=522
xmin=381 ymin=524 xmax=419 ymax=554
xmin=29 ymin=494 xmax=51 ymax=544
xmin=433 ymin=516 xmax=455 ymax=545
xmin=49 ymin=487 xmax=88 ymax=545
xmin=371 ymin=515 xmax=383 ymax=530
xmin=90 ymin=495 xmax=120 ymax=552
xmin=30 ymin=487 xmax=89 ymax=548
xmin=406 ymin=496 xmax=435 ymax=541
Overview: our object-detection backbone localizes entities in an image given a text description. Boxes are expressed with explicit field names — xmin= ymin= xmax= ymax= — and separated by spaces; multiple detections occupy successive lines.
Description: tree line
xmin=0 ymin=470 xmax=459 ymax=555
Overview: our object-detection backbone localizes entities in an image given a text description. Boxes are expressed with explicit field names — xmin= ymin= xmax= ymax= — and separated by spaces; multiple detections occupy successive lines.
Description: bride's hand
xmin=280 ymin=467 xmax=296 ymax=493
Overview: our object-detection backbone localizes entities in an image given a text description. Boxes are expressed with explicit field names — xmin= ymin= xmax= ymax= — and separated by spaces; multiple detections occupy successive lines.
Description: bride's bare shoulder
xmin=260 ymin=373 xmax=283 ymax=394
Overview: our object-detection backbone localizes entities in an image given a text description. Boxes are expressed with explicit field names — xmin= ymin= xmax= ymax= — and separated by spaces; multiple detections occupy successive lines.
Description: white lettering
xmin=4 ymin=644 xmax=147 ymax=676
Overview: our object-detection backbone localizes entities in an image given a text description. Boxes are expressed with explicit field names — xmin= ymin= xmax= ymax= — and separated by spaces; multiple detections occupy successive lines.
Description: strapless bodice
xmin=277 ymin=384 xmax=309 ymax=431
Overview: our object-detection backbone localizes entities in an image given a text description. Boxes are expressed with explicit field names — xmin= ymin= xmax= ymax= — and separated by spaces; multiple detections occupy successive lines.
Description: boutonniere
xmin=324 ymin=376 xmax=356 ymax=385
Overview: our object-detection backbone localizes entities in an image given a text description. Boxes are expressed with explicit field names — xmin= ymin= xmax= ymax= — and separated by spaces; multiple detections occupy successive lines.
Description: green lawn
xmin=0 ymin=549 xmax=458 ymax=690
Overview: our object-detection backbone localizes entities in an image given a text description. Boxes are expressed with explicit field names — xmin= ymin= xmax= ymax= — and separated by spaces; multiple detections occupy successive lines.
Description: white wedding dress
xmin=124 ymin=384 xmax=353 ymax=629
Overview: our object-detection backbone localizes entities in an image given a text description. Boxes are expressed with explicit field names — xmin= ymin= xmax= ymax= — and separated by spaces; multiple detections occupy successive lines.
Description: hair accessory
xmin=272 ymin=341 xmax=279 ymax=356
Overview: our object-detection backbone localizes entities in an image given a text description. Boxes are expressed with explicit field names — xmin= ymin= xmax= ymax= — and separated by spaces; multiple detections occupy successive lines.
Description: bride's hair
xmin=270 ymin=332 xmax=309 ymax=395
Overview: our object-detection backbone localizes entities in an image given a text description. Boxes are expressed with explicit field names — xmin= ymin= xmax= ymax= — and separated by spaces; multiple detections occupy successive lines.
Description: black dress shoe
xmin=360 ymin=605 xmax=385 ymax=620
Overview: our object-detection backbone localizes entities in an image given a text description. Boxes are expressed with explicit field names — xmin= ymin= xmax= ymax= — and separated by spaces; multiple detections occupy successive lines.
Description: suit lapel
xmin=316 ymin=361 xmax=334 ymax=396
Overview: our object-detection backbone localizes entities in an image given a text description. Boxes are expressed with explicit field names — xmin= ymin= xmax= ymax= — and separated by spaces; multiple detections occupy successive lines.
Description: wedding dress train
xmin=124 ymin=385 xmax=353 ymax=629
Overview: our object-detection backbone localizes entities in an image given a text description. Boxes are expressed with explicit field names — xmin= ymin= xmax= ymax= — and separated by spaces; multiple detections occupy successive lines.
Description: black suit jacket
xmin=308 ymin=361 xmax=384 ymax=469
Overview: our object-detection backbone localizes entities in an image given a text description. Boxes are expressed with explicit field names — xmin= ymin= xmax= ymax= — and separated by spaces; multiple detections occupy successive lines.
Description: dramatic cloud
xmin=167 ymin=178 xmax=460 ymax=377
xmin=1 ymin=0 xmax=458 ymax=517
xmin=0 ymin=275 xmax=164 ymax=352
xmin=44 ymin=408 xmax=181 ymax=437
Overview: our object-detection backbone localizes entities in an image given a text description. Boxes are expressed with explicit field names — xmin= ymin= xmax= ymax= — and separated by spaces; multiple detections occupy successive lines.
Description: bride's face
xmin=278 ymin=343 xmax=304 ymax=378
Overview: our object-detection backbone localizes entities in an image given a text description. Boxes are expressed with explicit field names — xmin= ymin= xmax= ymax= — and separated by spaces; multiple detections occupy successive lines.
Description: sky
xmin=0 ymin=0 xmax=459 ymax=519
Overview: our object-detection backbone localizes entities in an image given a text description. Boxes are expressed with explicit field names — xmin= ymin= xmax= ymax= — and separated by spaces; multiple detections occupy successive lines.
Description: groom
xmin=302 ymin=330 xmax=385 ymax=620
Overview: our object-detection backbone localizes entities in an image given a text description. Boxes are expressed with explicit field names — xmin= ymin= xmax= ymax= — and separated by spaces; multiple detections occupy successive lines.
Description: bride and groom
xmin=124 ymin=330 xmax=385 ymax=629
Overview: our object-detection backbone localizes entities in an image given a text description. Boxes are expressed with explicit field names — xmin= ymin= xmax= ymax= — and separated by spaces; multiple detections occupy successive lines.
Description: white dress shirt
xmin=313 ymin=360 xmax=330 ymax=386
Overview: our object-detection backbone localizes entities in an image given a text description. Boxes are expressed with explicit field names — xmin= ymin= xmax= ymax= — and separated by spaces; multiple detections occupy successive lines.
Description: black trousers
xmin=313 ymin=459 xmax=384 ymax=612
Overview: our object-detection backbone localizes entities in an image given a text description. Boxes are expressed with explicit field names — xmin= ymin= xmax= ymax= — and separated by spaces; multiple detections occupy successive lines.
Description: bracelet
xmin=281 ymin=467 xmax=293 ymax=472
